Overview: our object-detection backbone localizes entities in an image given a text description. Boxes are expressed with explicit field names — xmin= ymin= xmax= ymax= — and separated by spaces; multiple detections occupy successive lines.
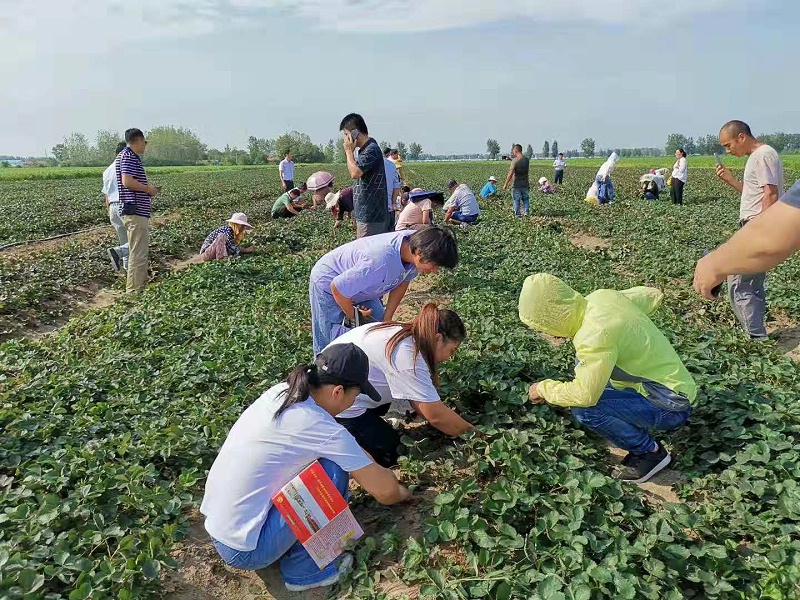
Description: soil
xmin=766 ymin=310 xmax=800 ymax=362
xmin=607 ymin=446 xmax=683 ymax=504
xmin=569 ymin=234 xmax=611 ymax=251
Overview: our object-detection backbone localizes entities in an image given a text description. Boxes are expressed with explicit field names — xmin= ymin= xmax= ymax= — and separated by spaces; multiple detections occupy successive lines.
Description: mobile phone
xmin=714 ymin=154 xmax=723 ymax=167
xmin=349 ymin=129 xmax=360 ymax=143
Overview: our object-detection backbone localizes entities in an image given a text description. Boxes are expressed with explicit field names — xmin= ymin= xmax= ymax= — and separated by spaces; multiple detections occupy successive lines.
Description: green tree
xmin=408 ymin=142 xmax=422 ymax=160
xmin=247 ymin=136 xmax=274 ymax=164
xmin=541 ymin=141 xmax=549 ymax=158
xmin=581 ymin=138 xmax=596 ymax=158
xmin=333 ymin=135 xmax=346 ymax=164
xmin=486 ymin=139 xmax=501 ymax=159
xmin=759 ymin=132 xmax=789 ymax=153
xmin=275 ymin=131 xmax=325 ymax=163
xmin=380 ymin=140 xmax=390 ymax=153
xmin=551 ymin=140 xmax=558 ymax=158
xmin=145 ymin=126 xmax=207 ymax=165
xmin=61 ymin=133 xmax=93 ymax=166
xmin=396 ymin=141 xmax=407 ymax=158
xmin=525 ymin=144 xmax=534 ymax=158
xmin=664 ymin=133 xmax=690 ymax=156
xmin=324 ymin=139 xmax=336 ymax=163
xmin=95 ymin=130 xmax=122 ymax=165
xmin=0 ymin=161 xmax=9 ymax=168
xmin=51 ymin=143 xmax=67 ymax=163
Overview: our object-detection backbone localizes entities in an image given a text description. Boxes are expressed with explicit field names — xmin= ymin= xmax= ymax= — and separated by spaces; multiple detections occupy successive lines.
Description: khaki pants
xmin=122 ymin=215 xmax=150 ymax=293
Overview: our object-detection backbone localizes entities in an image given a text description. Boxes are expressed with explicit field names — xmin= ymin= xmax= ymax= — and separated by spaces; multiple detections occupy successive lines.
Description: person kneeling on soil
xmin=444 ymin=179 xmax=480 ymax=225
xmin=271 ymin=188 xmax=305 ymax=219
xmin=199 ymin=213 xmax=254 ymax=261
xmin=328 ymin=303 xmax=474 ymax=467
xmin=539 ymin=177 xmax=556 ymax=194
xmin=308 ymin=226 xmax=458 ymax=354
xmin=518 ymin=273 xmax=697 ymax=484
xmin=200 ymin=343 xmax=410 ymax=592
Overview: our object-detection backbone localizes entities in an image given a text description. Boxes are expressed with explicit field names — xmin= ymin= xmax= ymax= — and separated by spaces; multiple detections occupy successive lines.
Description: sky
xmin=1 ymin=0 xmax=799 ymax=157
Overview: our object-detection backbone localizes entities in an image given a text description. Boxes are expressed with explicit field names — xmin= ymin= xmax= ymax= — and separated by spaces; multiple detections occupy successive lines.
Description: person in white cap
xmin=306 ymin=172 xmax=335 ymax=208
xmin=325 ymin=187 xmax=355 ymax=229
xmin=539 ymin=177 xmax=555 ymax=194
xmin=480 ymin=176 xmax=498 ymax=200
xmin=199 ymin=213 xmax=254 ymax=261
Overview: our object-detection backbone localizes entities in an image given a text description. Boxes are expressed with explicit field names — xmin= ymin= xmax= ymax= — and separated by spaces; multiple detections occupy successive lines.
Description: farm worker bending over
xmin=444 ymin=179 xmax=481 ymax=225
xmin=519 ymin=273 xmax=697 ymax=484
xmin=395 ymin=189 xmax=445 ymax=231
xmin=539 ymin=177 xmax=555 ymax=194
xmin=309 ymin=226 xmax=458 ymax=354
xmin=325 ymin=187 xmax=355 ymax=228
xmin=306 ymin=171 xmax=335 ymax=208
xmin=586 ymin=152 xmax=619 ymax=205
xmin=200 ymin=344 xmax=410 ymax=593
xmin=330 ymin=303 xmax=474 ymax=467
xmin=199 ymin=213 xmax=255 ymax=261
xmin=480 ymin=176 xmax=498 ymax=199
xmin=271 ymin=188 xmax=305 ymax=219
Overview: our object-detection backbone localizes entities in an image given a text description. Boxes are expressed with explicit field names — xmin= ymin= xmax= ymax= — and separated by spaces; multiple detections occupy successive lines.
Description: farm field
xmin=2 ymin=163 xmax=800 ymax=599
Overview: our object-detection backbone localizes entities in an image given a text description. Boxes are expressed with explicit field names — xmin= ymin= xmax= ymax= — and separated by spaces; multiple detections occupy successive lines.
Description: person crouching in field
xmin=306 ymin=171 xmax=335 ymax=208
xmin=200 ymin=343 xmax=410 ymax=593
xmin=395 ymin=189 xmax=445 ymax=231
xmin=444 ymin=179 xmax=481 ymax=225
xmin=200 ymin=213 xmax=254 ymax=261
xmin=519 ymin=273 xmax=696 ymax=484
xmin=325 ymin=187 xmax=355 ymax=229
xmin=308 ymin=226 xmax=458 ymax=354
xmin=539 ymin=177 xmax=555 ymax=194
xmin=328 ymin=303 xmax=474 ymax=467
xmin=271 ymin=188 xmax=305 ymax=219
xmin=480 ymin=176 xmax=498 ymax=200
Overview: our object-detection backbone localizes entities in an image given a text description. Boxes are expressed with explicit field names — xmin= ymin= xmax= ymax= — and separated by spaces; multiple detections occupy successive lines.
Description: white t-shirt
xmin=671 ymin=157 xmax=687 ymax=183
xmin=384 ymin=158 xmax=401 ymax=210
xmin=200 ymin=383 xmax=372 ymax=551
xmin=330 ymin=324 xmax=441 ymax=419
xmin=740 ymin=144 xmax=784 ymax=221
xmin=279 ymin=158 xmax=295 ymax=182
xmin=102 ymin=162 xmax=119 ymax=203
xmin=553 ymin=159 xmax=567 ymax=170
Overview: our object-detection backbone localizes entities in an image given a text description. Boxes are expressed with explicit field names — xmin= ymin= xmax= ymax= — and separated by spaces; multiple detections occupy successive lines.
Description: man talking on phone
xmin=339 ymin=114 xmax=388 ymax=238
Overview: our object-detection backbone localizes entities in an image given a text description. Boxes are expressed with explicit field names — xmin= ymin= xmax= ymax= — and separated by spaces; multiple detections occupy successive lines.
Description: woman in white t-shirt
xmin=328 ymin=303 xmax=474 ymax=467
xmin=670 ymin=148 xmax=688 ymax=205
xmin=200 ymin=343 xmax=410 ymax=593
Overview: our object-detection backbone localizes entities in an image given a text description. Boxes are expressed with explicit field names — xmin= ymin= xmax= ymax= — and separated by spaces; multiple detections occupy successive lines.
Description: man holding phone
xmin=339 ymin=114 xmax=388 ymax=238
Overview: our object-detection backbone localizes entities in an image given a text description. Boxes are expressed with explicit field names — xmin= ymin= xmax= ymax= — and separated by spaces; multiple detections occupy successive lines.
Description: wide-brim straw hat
xmin=538 ymin=177 xmax=548 ymax=185
xmin=488 ymin=176 xmax=497 ymax=182
xmin=227 ymin=212 xmax=253 ymax=229
xmin=325 ymin=191 xmax=340 ymax=210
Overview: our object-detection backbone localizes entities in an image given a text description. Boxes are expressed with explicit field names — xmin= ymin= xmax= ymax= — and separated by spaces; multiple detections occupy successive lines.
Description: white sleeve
xmin=384 ymin=358 xmax=441 ymax=404
xmin=319 ymin=428 xmax=373 ymax=472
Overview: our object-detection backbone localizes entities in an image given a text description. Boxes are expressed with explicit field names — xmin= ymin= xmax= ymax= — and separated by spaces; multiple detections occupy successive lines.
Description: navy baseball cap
xmin=316 ymin=343 xmax=381 ymax=402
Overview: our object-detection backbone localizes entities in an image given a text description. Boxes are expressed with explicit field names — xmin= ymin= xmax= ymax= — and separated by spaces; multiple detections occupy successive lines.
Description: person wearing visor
xmin=519 ymin=273 xmax=696 ymax=484
xmin=201 ymin=343 xmax=410 ymax=592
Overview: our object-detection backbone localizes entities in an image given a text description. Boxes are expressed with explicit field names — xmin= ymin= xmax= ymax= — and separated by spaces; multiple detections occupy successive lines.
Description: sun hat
xmin=316 ymin=343 xmax=382 ymax=403
xmin=325 ymin=191 xmax=340 ymax=210
xmin=227 ymin=212 xmax=253 ymax=229
xmin=306 ymin=171 xmax=335 ymax=191
xmin=539 ymin=177 xmax=547 ymax=185
xmin=488 ymin=176 xmax=497 ymax=182
xmin=447 ymin=179 xmax=458 ymax=189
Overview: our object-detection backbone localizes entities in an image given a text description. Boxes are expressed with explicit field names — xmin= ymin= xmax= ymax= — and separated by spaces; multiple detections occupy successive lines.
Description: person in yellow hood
xmin=518 ymin=273 xmax=697 ymax=484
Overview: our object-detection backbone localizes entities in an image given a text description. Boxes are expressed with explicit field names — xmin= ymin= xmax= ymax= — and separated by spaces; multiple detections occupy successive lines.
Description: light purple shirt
xmin=310 ymin=231 xmax=418 ymax=302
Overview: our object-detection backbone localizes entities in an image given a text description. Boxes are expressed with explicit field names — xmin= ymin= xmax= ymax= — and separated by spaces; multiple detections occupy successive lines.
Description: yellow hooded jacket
xmin=518 ymin=273 xmax=697 ymax=409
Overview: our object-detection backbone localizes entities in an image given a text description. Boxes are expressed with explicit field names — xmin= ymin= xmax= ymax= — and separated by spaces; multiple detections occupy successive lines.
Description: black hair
xmin=285 ymin=150 xmax=292 ymax=156
xmin=408 ymin=225 xmax=458 ymax=269
xmin=339 ymin=113 xmax=369 ymax=135
xmin=383 ymin=148 xmax=392 ymax=157
xmin=115 ymin=141 xmax=127 ymax=154
xmin=676 ymin=147 xmax=687 ymax=158
xmin=720 ymin=120 xmax=752 ymax=138
xmin=402 ymin=185 xmax=411 ymax=193
xmin=558 ymin=153 xmax=564 ymax=157
xmin=513 ymin=144 xmax=523 ymax=153
xmin=124 ymin=128 xmax=145 ymax=143
xmin=274 ymin=364 xmax=358 ymax=420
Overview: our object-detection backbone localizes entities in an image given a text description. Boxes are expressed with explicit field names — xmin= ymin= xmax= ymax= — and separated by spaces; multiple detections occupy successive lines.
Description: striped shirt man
xmin=116 ymin=146 xmax=151 ymax=217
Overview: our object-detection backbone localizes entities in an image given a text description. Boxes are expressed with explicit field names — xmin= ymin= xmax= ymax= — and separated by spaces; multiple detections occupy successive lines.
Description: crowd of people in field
xmin=101 ymin=115 xmax=800 ymax=592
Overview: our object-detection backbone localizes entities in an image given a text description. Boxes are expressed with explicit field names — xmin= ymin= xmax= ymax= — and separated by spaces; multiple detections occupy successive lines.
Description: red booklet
xmin=272 ymin=460 xmax=364 ymax=568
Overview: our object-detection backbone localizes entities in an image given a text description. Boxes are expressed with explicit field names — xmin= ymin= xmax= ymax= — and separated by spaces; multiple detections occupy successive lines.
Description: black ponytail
xmin=274 ymin=363 xmax=360 ymax=420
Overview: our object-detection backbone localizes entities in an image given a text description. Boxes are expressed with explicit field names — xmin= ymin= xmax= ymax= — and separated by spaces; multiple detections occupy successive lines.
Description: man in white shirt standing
xmin=104 ymin=141 xmax=129 ymax=272
xmin=383 ymin=149 xmax=402 ymax=231
xmin=553 ymin=153 xmax=567 ymax=185
xmin=716 ymin=120 xmax=784 ymax=340
xmin=279 ymin=151 xmax=295 ymax=192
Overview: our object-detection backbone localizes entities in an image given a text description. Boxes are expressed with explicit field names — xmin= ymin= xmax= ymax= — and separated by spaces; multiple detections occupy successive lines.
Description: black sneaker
xmin=107 ymin=248 xmax=122 ymax=272
xmin=616 ymin=442 xmax=671 ymax=484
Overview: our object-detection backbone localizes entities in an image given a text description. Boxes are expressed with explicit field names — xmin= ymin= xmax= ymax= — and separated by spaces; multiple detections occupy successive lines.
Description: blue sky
xmin=1 ymin=0 xmax=798 ymax=156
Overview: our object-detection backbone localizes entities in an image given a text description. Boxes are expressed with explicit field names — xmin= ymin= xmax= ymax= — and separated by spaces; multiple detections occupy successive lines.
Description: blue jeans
xmin=571 ymin=385 xmax=691 ymax=453
xmin=211 ymin=459 xmax=349 ymax=586
xmin=512 ymin=188 xmax=530 ymax=216
xmin=309 ymin=279 xmax=385 ymax=354
xmin=450 ymin=211 xmax=479 ymax=223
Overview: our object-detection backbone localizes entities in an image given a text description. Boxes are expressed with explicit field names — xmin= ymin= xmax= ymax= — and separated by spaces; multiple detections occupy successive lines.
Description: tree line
xmin=664 ymin=132 xmax=800 ymax=156
xmin=47 ymin=127 xmax=425 ymax=167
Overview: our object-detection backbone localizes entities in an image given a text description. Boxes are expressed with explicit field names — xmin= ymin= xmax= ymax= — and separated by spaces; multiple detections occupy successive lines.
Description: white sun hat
xmin=488 ymin=176 xmax=497 ymax=182
xmin=227 ymin=212 xmax=253 ymax=229
xmin=325 ymin=191 xmax=340 ymax=210
xmin=538 ymin=177 xmax=548 ymax=185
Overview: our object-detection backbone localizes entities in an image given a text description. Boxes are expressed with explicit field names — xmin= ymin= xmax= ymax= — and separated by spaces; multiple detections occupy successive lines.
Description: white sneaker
xmin=284 ymin=553 xmax=353 ymax=592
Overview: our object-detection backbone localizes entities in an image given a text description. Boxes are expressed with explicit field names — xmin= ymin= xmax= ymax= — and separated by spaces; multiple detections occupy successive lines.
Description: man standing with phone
xmin=339 ymin=114 xmax=388 ymax=238
xmin=715 ymin=120 xmax=784 ymax=340
xmin=116 ymin=128 xmax=159 ymax=293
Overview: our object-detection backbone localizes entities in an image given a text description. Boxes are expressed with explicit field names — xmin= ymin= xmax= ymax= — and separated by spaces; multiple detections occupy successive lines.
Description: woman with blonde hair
xmin=200 ymin=212 xmax=255 ymax=261
xmin=327 ymin=303 xmax=474 ymax=467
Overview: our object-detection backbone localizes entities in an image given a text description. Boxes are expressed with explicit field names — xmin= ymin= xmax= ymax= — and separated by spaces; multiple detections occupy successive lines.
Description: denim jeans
xmin=450 ymin=211 xmax=479 ymax=223
xmin=309 ymin=279 xmax=385 ymax=354
xmin=554 ymin=170 xmax=564 ymax=185
xmin=211 ymin=458 xmax=349 ymax=586
xmin=571 ymin=385 xmax=691 ymax=453
xmin=512 ymin=188 xmax=530 ymax=217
